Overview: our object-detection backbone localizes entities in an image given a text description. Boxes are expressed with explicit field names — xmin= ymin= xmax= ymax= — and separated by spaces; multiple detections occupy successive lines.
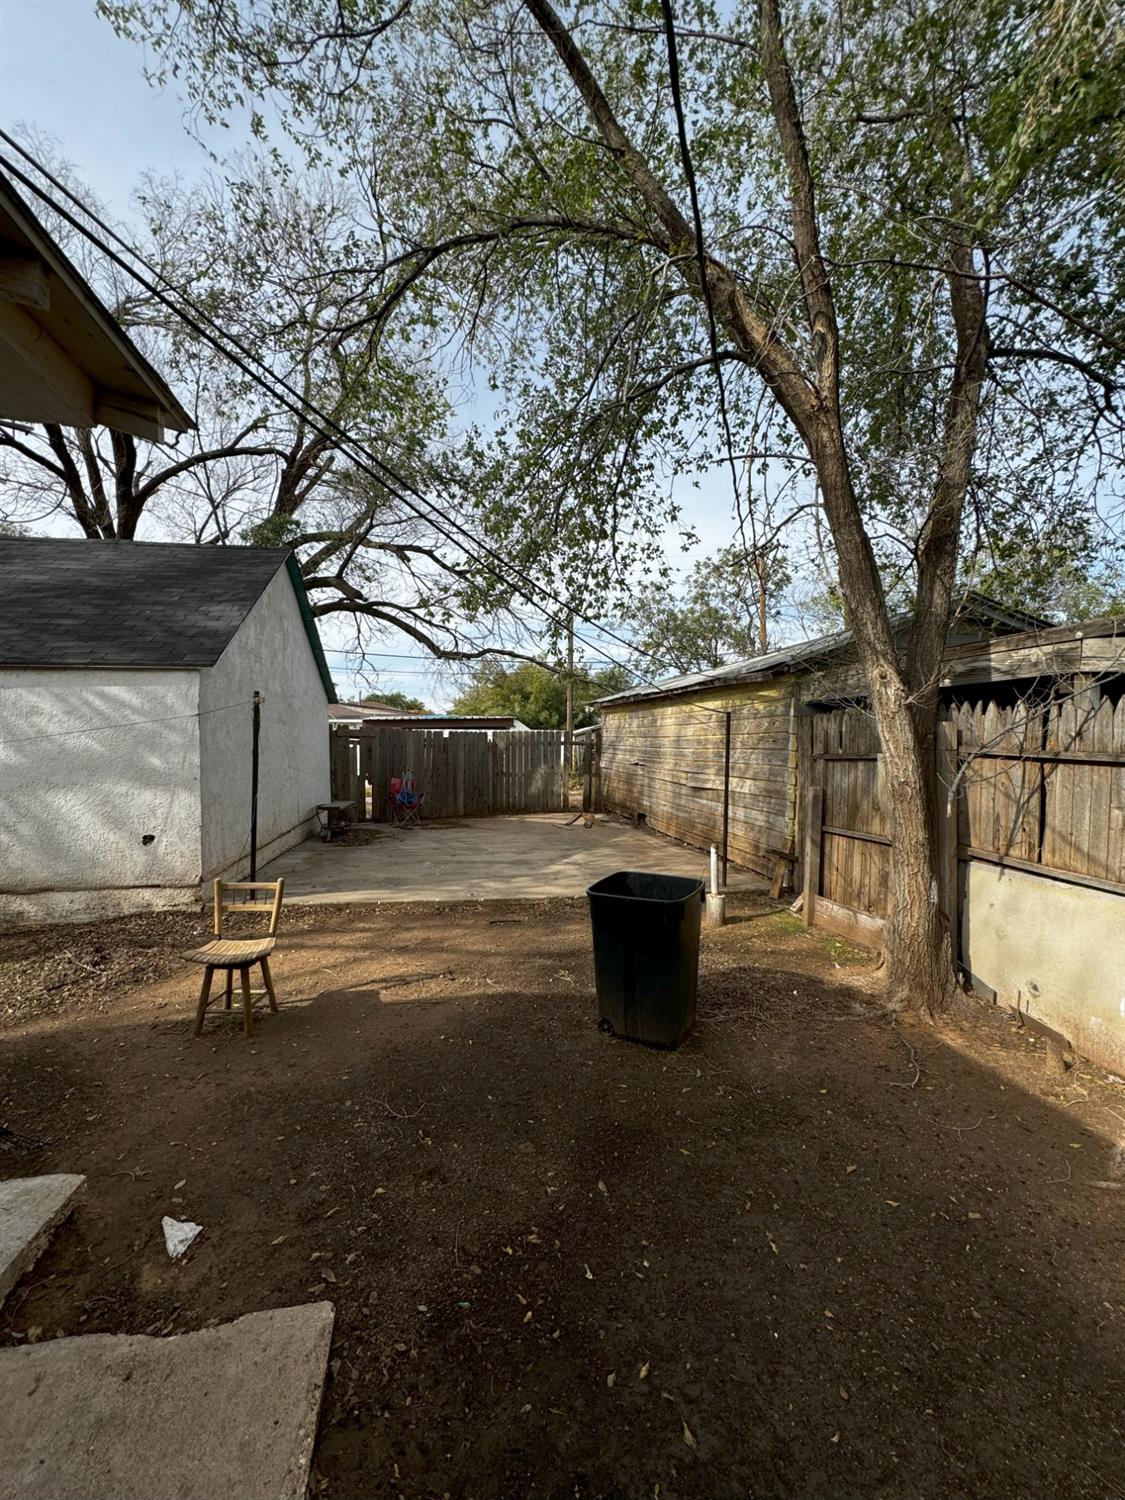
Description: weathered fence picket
xmin=805 ymin=688 xmax=1125 ymax=933
xmin=330 ymin=725 xmax=567 ymax=819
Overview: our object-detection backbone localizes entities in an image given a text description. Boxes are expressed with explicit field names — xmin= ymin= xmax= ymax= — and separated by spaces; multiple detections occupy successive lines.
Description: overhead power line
xmin=0 ymin=134 xmax=694 ymax=700
xmin=658 ymin=0 xmax=753 ymax=575
xmin=0 ymin=695 xmax=256 ymax=746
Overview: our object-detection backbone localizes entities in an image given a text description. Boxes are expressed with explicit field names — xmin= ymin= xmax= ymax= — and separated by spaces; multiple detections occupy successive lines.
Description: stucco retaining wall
xmin=963 ymin=861 xmax=1125 ymax=1077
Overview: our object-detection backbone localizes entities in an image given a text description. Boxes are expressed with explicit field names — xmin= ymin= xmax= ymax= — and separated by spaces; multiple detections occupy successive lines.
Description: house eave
xmin=0 ymin=170 xmax=193 ymax=439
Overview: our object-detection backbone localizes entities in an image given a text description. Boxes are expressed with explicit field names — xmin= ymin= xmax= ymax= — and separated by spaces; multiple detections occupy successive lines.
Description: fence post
xmin=362 ymin=734 xmax=376 ymax=819
xmin=803 ymin=785 xmax=823 ymax=927
xmin=794 ymin=709 xmax=812 ymax=895
xmin=329 ymin=727 xmax=349 ymax=802
xmin=937 ymin=718 xmax=961 ymax=972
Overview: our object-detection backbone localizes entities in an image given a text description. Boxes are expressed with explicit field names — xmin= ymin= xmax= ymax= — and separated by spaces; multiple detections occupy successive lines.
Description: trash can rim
xmin=586 ymin=870 xmax=705 ymax=903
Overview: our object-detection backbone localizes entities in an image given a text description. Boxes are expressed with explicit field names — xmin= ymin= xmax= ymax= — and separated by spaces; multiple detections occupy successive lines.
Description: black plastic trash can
xmin=587 ymin=871 xmax=704 ymax=1049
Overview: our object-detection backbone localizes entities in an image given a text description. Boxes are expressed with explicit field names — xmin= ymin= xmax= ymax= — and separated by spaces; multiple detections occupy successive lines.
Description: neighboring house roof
xmin=0 ymin=538 xmax=335 ymax=700
xmin=328 ymin=699 xmax=427 ymax=721
xmin=333 ymin=712 xmax=531 ymax=730
xmin=0 ymin=171 xmax=193 ymax=439
xmin=327 ymin=702 xmax=375 ymax=724
xmin=948 ymin=593 xmax=1053 ymax=634
xmin=364 ymin=700 xmax=428 ymax=717
xmin=595 ymin=591 xmax=1054 ymax=710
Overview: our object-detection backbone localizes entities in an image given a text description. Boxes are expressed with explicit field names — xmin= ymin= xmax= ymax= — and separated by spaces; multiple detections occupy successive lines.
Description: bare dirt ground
xmin=1 ymin=893 xmax=1123 ymax=1500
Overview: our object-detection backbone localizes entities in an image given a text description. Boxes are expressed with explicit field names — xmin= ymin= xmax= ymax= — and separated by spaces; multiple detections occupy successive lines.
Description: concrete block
xmin=0 ymin=1301 xmax=335 ymax=1500
xmin=0 ymin=1174 xmax=85 ymax=1308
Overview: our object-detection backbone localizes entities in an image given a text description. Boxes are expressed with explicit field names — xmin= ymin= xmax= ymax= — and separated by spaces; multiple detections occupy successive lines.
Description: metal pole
xmin=564 ymin=611 xmax=574 ymax=774
xmin=249 ymin=689 xmax=261 ymax=880
xmin=721 ymin=710 xmax=731 ymax=888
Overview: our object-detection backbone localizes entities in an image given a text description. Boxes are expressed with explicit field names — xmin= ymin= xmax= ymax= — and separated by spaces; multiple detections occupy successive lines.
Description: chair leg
xmin=224 ymin=969 xmax=233 ymax=1010
xmin=261 ymin=957 xmax=279 ymax=1013
xmin=194 ymin=966 xmax=215 ymax=1037
xmin=240 ymin=966 xmax=254 ymax=1038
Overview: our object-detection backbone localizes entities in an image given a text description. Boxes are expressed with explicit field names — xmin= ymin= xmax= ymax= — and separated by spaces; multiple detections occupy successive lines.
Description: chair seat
xmin=183 ymin=937 xmax=276 ymax=967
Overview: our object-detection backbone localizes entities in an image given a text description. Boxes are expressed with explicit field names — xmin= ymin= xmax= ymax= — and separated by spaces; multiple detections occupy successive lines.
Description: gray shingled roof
xmin=0 ymin=539 xmax=294 ymax=667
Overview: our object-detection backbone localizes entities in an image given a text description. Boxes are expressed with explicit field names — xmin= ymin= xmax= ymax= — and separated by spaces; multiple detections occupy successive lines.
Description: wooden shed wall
xmin=599 ymin=680 xmax=799 ymax=878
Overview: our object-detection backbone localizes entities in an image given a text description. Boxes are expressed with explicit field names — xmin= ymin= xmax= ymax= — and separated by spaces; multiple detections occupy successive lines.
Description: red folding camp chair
xmin=388 ymin=770 xmax=425 ymax=828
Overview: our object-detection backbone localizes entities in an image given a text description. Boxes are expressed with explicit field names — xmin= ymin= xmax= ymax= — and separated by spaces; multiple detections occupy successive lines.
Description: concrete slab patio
xmin=263 ymin=813 xmax=761 ymax=904
xmin=0 ymin=1302 xmax=334 ymax=1500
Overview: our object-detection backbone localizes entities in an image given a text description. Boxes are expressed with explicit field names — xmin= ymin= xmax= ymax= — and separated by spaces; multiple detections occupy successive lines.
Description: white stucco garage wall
xmin=197 ymin=566 xmax=330 ymax=882
xmin=0 ymin=668 xmax=202 ymax=924
xmin=963 ymin=861 xmax=1125 ymax=1076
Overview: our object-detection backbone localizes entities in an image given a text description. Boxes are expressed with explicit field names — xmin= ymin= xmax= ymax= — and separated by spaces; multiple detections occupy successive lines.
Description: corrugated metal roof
xmin=347 ymin=714 xmax=529 ymax=728
xmin=594 ymin=592 xmax=1053 ymax=709
xmin=594 ymin=628 xmax=854 ymax=708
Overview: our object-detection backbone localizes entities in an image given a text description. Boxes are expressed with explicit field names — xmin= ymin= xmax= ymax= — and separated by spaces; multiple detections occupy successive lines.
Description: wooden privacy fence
xmin=803 ymin=688 xmax=1125 ymax=949
xmin=802 ymin=707 xmax=892 ymax=946
xmin=952 ymin=688 xmax=1125 ymax=894
xmin=330 ymin=726 xmax=567 ymax=819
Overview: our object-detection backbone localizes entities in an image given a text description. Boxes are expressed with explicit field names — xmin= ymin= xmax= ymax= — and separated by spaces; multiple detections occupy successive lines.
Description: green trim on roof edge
xmin=285 ymin=553 xmax=336 ymax=702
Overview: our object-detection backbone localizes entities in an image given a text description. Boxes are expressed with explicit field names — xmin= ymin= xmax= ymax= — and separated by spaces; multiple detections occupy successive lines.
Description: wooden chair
xmin=185 ymin=879 xmax=284 ymax=1038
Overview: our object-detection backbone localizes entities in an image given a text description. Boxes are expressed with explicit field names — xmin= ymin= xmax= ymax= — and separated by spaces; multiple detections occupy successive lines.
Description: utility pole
xmin=249 ymin=690 xmax=261 ymax=880
xmin=564 ymin=611 xmax=575 ymax=777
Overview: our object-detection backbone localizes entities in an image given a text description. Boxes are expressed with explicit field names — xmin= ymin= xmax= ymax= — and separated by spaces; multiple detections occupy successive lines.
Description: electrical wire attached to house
xmin=0 ymin=696 xmax=258 ymax=746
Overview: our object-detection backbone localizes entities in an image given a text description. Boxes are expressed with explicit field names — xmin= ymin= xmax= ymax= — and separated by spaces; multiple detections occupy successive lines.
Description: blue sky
xmin=0 ymin=2 xmax=219 ymax=205
xmin=0 ymin=0 xmax=747 ymax=706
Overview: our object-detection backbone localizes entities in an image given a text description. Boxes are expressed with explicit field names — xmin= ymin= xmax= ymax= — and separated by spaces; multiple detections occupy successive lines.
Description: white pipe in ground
xmin=705 ymin=845 xmax=726 ymax=926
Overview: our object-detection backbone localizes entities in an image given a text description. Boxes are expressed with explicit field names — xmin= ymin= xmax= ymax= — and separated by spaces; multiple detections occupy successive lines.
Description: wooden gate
xmin=330 ymin=726 xmax=567 ymax=819
xmin=802 ymin=707 xmax=894 ymax=948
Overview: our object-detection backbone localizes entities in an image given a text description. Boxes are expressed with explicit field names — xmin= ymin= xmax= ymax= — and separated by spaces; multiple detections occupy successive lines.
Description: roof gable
xmin=0 ymin=540 xmax=331 ymax=691
xmin=0 ymin=172 xmax=193 ymax=439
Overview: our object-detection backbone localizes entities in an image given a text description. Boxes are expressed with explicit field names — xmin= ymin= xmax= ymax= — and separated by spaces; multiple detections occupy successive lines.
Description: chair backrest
xmin=394 ymin=768 xmax=420 ymax=806
xmin=213 ymin=879 xmax=285 ymax=938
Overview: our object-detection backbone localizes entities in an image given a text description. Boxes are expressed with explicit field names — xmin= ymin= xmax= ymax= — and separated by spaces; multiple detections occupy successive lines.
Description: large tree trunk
xmin=866 ymin=657 xmax=955 ymax=1014
xmin=817 ymin=446 xmax=955 ymax=1017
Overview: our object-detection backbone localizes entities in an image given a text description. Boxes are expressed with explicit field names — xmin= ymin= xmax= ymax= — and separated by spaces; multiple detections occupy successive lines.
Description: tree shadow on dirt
xmin=0 ymin=950 xmax=1121 ymax=1500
